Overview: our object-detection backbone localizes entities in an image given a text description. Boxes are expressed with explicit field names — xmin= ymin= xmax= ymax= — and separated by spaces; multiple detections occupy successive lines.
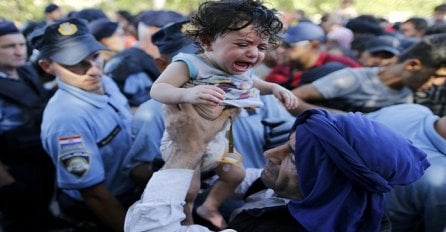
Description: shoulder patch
xmin=59 ymin=135 xmax=84 ymax=152
xmin=59 ymin=151 xmax=90 ymax=178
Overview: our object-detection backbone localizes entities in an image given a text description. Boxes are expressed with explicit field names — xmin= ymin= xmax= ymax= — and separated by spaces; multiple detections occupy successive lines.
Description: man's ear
xmin=155 ymin=57 xmax=169 ymax=71
xmin=38 ymin=59 xmax=54 ymax=74
xmin=404 ymin=58 xmax=422 ymax=71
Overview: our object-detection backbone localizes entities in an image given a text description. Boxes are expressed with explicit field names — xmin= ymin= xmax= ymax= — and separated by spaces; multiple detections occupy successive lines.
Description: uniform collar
xmin=56 ymin=77 xmax=109 ymax=108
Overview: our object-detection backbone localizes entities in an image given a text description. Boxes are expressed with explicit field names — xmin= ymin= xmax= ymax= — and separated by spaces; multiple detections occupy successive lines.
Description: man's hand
xmin=162 ymin=103 xmax=236 ymax=169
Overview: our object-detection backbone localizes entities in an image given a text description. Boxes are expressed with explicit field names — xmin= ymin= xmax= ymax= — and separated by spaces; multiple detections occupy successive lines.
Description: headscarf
xmin=288 ymin=109 xmax=430 ymax=232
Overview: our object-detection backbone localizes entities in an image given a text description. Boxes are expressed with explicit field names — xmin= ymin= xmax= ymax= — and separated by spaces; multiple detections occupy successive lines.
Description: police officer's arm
xmin=0 ymin=161 xmax=15 ymax=187
xmin=81 ymin=183 xmax=126 ymax=232
xmin=129 ymin=162 xmax=154 ymax=187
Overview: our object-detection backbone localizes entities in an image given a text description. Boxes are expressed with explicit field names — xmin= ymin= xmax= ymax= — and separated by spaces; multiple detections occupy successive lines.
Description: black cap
xmin=346 ymin=19 xmax=384 ymax=36
xmin=152 ymin=20 xmax=198 ymax=57
xmin=72 ymin=8 xmax=108 ymax=23
xmin=44 ymin=3 xmax=59 ymax=14
xmin=0 ymin=21 xmax=20 ymax=37
xmin=89 ymin=18 xmax=119 ymax=41
xmin=32 ymin=18 xmax=107 ymax=65
xmin=365 ymin=35 xmax=401 ymax=56
xmin=136 ymin=10 xmax=185 ymax=28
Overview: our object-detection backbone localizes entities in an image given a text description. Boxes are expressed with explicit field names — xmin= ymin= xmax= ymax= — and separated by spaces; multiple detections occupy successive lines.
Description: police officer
xmin=0 ymin=20 xmax=55 ymax=232
xmin=32 ymin=18 xmax=139 ymax=231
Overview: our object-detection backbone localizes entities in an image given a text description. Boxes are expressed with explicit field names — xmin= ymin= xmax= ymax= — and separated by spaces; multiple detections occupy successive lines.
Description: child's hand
xmin=272 ymin=84 xmax=299 ymax=109
xmin=183 ymin=85 xmax=225 ymax=105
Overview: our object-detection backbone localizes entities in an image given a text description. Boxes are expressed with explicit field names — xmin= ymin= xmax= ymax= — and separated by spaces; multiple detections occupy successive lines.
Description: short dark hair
xmin=185 ymin=0 xmax=283 ymax=52
xmin=398 ymin=33 xmax=446 ymax=69
xmin=434 ymin=3 xmax=446 ymax=12
xmin=404 ymin=17 xmax=428 ymax=32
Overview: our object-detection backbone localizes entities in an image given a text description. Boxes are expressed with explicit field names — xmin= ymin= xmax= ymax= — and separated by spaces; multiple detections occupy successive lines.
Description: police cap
xmin=32 ymin=18 xmax=107 ymax=65
xmin=152 ymin=20 xmax=198 ymax=57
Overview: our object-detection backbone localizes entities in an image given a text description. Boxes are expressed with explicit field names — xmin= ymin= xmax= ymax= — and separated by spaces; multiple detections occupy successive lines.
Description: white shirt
xmin=124 ymin=169 xmax=236 ymax=232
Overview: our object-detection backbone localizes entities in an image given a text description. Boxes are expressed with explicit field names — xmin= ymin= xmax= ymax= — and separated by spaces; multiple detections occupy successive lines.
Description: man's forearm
xmin=162 ymin=145 xmax=206 ymax=170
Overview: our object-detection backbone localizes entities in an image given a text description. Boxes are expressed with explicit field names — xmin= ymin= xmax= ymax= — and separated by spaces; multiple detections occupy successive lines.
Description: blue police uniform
xmin=41 ymin=76 xmax=135 ymax=201
xmin=124 ymin=99 xmax=164 ymax=172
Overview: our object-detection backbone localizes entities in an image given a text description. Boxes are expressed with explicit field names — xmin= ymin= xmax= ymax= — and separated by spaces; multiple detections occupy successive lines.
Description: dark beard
xmin=288 ymin=60 xmax=305 ymax=71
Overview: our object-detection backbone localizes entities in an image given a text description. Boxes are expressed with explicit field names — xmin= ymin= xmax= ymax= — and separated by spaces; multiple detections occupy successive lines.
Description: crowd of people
xmin=0 ymin=0 xmax=445 ymax=231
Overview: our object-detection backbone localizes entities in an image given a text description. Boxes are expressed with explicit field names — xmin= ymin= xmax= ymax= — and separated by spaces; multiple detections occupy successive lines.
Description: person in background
xmin=71 ymin=8 xmax=108 ymax=23
xmin=289 ymin=33 xmax=446 ymax=114
xmin=399 ymin=17 xmax=428 ymax=39
xmin=265 ymin=21 xmax=360 ymax=89
xmin=44 ymin=3 xmax=64 ymax=25
xmin=0 ymin=20 xmax=56 ymax=232
xmin=366 ymin=103 xmax=446 ymax=232
xmin=320 ymin=13 xmax=354 ymax=57
xmin=427 ymin=3 xmax=446 ymax=26
xmin=357 ymin=35 xmax=401 ymax=67
xmin=125 ymin=102 xmax=429 ymax=232
xmin=89 ymin=18 xmax=127 ymax=62
xmin=115 ymin=10 xmax=137 ymax=48
xmin=32 ymin=18 xmax=141 ymax=231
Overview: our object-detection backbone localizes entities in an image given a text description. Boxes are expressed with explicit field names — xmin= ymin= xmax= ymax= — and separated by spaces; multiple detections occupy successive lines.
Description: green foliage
xmin=1 ymin=0 xmax=445 ymax=24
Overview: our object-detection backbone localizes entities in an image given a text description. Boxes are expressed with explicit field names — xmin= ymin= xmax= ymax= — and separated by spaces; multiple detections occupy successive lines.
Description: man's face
xmin=50 ymin=52 xmax=105 ymax=95
xmin=358 ymin=50 xmax=397 ymax=67
xmin=405 ymin=65 xmax=446 ymax=91
xmin=261 ymin=132 xmax=303 ymax=200
xmin=284 ymin=40 xmax=313 ymax=70
xmin=47 ymin=9 xmax=64 ymax=22
xmin=400 ymin=22 xmax=418 ymax=38
xmin=102 ymin=27 xmax=126 ymax=52
xmin=0 ymin=33 xmax=27 ymax=71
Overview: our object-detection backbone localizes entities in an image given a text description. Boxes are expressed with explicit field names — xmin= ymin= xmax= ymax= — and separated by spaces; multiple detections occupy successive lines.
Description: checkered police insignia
xmin=59 ymin=151 xmax=90 ymax=178
xmin=59 ymin=135 xmax=84 ymax=153
xmin=58 ymin=22 xmax=77 ymax=36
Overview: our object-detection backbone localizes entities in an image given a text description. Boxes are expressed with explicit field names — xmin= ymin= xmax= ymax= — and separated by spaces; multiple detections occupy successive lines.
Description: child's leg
xmin=196 ymin=162 xmax=246 ymax=229
xmin=182 ymin=167 xmax=201 ymax=225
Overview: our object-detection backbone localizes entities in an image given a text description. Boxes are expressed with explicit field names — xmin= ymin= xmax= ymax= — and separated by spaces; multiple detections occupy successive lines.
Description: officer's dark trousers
xmin=0 ymin=157 xmax=55 ymax=232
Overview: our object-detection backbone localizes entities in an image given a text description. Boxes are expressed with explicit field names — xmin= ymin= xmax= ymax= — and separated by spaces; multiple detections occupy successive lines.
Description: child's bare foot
xmin=196 ymin=205 xmax=227 ymax=230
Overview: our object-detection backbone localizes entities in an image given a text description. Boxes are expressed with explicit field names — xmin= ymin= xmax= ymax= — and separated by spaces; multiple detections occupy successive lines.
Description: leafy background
xmin=1 ymin=0 xmax=445 ymax=25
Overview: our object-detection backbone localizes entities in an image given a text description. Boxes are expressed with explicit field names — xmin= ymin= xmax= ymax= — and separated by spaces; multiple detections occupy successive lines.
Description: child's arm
xmin=253 ymin=78 xmax=298 ymax=109
xmin=150 ymin=62 xmax=225 ymax=105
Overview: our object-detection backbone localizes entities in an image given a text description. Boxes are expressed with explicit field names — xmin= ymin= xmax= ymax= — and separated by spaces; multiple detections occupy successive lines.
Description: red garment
xmin=265 ymin=52 xmax=360 ymax=89
xmin=314 ymin=52 xmax=360 ymax=68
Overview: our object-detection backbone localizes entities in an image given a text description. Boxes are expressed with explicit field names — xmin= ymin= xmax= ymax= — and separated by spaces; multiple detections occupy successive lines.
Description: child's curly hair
xmin=184 ymin=0 xmax=283 ymax=52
